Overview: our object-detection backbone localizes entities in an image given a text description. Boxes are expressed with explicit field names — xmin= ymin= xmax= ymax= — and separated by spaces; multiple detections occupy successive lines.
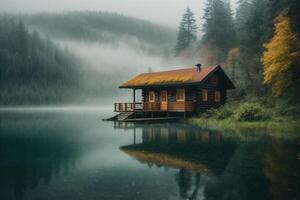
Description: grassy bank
xmin=190 ymin=97 xmax=300 ymax=133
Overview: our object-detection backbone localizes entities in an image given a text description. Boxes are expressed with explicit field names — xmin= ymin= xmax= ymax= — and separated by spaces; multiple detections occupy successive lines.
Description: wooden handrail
xmin=114 ymin=102 xmax=195 ymax=112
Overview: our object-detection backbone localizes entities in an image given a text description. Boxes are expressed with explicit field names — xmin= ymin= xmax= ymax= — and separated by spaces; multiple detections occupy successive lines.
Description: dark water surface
xmin=0 ymin=110 xmax=299 ymax=200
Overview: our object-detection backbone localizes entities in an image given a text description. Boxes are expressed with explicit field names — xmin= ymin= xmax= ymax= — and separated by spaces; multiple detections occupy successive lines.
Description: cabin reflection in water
xmin=119 ymin=123 xmax=236 ymax=176
xmin=119 ymin=123 xmax=236 ymax=199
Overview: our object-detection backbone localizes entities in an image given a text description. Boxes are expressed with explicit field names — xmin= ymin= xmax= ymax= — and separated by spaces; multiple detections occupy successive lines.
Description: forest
xmin=0 ymin=12 xmax=176 ymax=105
xmin=0 ymin=19 xmax=82 ymax=104
xmin=174 ymin=0 xmax=300 ymax=124
xmin=6 ymin=12 xmax=175 ymax=56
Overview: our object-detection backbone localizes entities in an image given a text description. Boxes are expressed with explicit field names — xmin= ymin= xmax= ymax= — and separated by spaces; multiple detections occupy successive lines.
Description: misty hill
xmin=0 ymin=12 xmax=178 ymax=105
xmin=0 ymin=19 xmax=83 ymax=105
xmin=5 ymin=12 xmax=176 ymax=56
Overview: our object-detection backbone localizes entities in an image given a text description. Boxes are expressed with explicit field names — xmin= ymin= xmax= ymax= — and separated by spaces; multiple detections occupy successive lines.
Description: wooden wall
xmin=140 ymin=73 xmax=229 ymax=113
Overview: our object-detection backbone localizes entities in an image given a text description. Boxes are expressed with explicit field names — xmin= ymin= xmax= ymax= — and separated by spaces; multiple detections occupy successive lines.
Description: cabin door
xmin=160 ymin=90 xmax=168 ymax=111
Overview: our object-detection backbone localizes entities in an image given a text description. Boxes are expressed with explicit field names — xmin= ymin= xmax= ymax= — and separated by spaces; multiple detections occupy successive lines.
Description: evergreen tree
xmin=0 ymin=18 xmax=81 ymax=104
xmin=175 ymin=7 xmax=197 ymax=56
xmin=200 ymin=0 xmax=236 ymax=63
xmin=234 ymin=0 xmax=271 ymax=94
xmin=262 ymin=11 xmax=300 ymax=97
xmin=282 ymin=0 xmax=300 ymax=34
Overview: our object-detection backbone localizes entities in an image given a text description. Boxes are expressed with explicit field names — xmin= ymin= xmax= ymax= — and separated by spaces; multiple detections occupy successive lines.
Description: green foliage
xmin=275 ymin=101 xmax=300 ymax=117
xmin=201 ymin=104 xmax=234 ymax=120
xmin=0 ymin=18 xmax=81 ymax=105
xmin=200 ymin=0 xmax=236 ymax=63
xmin=234 ymin=102 xmax=271 ymax=121
xmin=175 ymin=7 xmax=198 ymax=56
xmin=262 ymin=12 xmax=300 ymax=97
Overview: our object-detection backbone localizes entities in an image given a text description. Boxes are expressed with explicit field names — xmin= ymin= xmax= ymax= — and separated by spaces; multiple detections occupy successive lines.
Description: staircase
xmin=117 ymin=112 xmax=134 ymax=121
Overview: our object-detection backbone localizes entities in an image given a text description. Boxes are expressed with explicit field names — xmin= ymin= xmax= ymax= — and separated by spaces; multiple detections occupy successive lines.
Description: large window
xmin=176 ymin=89 xmax=185 ymax=102
xmin=149 ymin=91 xmax=155 ymax=102
xmin=202 ymin=89 xmax=208 ymax=102
xmin=215 ymin=91 xmax=221 ymax=102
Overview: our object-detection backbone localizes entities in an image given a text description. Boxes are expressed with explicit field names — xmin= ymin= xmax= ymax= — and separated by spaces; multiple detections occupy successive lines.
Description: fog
xmin=1 ymin=0 xmax=238 ymax=27
xmin=0 ymin=0 xmax=238 ymax=106
xmin=56 ymin=38 xmax=175 ymax=104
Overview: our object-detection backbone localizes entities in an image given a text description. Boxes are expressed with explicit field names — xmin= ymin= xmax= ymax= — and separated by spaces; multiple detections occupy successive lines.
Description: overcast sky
xmin=0 ymin=0 xmax=238 ymax=27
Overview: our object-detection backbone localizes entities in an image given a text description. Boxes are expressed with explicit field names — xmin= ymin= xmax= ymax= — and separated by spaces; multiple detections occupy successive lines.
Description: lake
xmin=0 ymin=109 xmax=299 ymax=200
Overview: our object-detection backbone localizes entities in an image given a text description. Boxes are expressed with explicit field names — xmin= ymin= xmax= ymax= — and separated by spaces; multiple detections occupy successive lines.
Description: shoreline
xmin=189 ymin=118 xmax=300 ymax=133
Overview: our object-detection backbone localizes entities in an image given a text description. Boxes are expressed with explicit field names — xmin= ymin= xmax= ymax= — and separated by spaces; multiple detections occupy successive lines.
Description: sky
xmin=0 ymin=0 xmax=238 ymax=27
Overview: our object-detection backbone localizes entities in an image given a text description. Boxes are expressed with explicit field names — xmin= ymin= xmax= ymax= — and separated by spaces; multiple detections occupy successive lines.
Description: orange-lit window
xmin=211 ymin=76 xmax=219 ymax=85
xmin=202 ymin=89 xmax=208 ymax=102
xmin=149 ymin=91 xmax=155 ymax=102
xmin=215 ymin=91 xmax=221 ymax=102
xmin=176 ymin=89 xmax=185 ymax=102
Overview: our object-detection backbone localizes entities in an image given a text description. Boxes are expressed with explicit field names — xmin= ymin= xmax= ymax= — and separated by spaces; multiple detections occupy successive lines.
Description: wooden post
xmin=133 ymin=127 xmax=136 ymax=144
xmin=133 ymin=89 xmax=136 ymax=111
xmin=133 ymin=89 xmax=136 ymax=118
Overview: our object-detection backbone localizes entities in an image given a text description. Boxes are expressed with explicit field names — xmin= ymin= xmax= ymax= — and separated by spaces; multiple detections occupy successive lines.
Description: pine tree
xmin=262 ymin=11 xmax=300 ymax=96
xmin=234 ymin=0 xmax=271 ymax=94
xmin=200 ymin=0 xmax=236 ymax=63
xmin=175 ymin=7 xmax=197 ymax=56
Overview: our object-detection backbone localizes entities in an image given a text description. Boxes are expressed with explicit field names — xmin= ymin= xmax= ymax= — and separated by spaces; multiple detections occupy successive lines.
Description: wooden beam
xmin=133 ymin=89 xmax=136 ymax=112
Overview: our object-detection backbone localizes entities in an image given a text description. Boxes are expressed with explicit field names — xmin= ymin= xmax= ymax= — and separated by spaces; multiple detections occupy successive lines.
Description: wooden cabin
xmin=113 ymin=64 xmax=235 ymax=121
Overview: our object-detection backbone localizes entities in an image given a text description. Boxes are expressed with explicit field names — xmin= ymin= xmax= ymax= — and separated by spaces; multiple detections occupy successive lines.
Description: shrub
xmin=200 ymin=104 xmax=234 ymax=120
xmin=276 ymin=103 xmax=300 ymax=117
xmin=215 ymin=106 xmax=234 ymax=119
xmin=234 ymin=103 xmax=271 ymax=121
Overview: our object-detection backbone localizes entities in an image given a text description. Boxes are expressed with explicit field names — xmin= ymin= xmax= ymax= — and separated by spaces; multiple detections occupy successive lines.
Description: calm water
xmin=0 ymin=110 xmax=299 ymax=200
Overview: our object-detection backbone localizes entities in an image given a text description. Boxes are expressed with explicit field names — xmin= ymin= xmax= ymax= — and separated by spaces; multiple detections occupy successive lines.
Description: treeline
xmin=175 ymin=0 xmax=300 ymax=102
xmin=0 ymin=18 xmax=81 ymax=105
xmin=3 ymin=11 xmax=176 ymax=56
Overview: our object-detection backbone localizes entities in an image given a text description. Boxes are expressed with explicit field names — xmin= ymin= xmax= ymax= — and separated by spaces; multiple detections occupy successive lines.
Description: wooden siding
xmin=117 ymin=69 xmax=230 ymax=114
xmin=144 ymin=102 xmax=160 ymax=111
xmin=196 ymin=79 xmax=226 ymax=112
xmin=168 ymin=102 xmax=195 ymax=112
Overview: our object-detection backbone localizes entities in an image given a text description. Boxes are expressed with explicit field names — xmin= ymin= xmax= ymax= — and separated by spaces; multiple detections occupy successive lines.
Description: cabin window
xmin=202 ymin=89 xmax=208 ymax=102
xmin=215 ymin=91 xmax=221 ymax=102
xmin=149 ymin=91 xmax=155 ymax=102
xmin=176 ymin=89 xmax=185 ymax=102
xmin=210 ymin=76 xmax=219 ymax=85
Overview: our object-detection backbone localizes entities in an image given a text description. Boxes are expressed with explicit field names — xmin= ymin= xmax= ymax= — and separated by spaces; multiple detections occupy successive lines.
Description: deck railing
xmin=114 ymin=101 xmax=196 ymax=112
xmin=114 ymin=103 xmax=143 ymax=112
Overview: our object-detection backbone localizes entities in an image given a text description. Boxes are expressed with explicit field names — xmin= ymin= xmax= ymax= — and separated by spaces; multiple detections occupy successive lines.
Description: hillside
xmin=0 ymin=12 xmax=177 ymax=105
xmin=5 ymin=11 xmax=176 ymax=56
xmin=0 ymin=19 xmax=83 ymax=105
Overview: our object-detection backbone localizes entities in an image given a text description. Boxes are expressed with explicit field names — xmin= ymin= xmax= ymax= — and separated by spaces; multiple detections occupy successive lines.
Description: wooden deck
xmin=124 ymin=117 xmax=180 ymax=122
xmin=114 ymin=102 xmax=195 ymax=113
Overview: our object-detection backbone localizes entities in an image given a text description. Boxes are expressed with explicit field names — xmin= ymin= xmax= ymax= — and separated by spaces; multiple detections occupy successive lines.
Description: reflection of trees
xmin=0 ymin=114 xmax=84 ymax=200
xmin=120 ymin=123 xmax=237 ymax=199
xmin=264 ymin=138 xmax=300 ymax=200
xmin=176 ymin=169 xmax=201 ymax=200
xmin=204 ymin=139 xmax=270 ymax=200
xmin=176 ymin=168 xmax=192 ymax=198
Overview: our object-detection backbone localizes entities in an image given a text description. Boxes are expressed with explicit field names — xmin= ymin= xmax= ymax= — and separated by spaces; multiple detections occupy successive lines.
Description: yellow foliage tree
xmin=262 ymin=11 xmax=300 ymax=96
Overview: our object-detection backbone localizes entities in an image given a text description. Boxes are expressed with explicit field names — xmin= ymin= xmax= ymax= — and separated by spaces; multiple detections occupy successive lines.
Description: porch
xmin=114 ymin=102 xmax=196 ymax=112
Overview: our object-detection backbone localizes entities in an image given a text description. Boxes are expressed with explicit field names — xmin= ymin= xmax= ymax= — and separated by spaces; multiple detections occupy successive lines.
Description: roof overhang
xmin=119 ymin=65 xmax=235 ymax=90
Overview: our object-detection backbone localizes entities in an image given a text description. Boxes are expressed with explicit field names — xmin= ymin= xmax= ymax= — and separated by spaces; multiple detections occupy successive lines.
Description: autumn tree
xmin=175 ymin=7 xmax=197 ymax=56
xmin=262 ymin=11 xmax=300 ymax=97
